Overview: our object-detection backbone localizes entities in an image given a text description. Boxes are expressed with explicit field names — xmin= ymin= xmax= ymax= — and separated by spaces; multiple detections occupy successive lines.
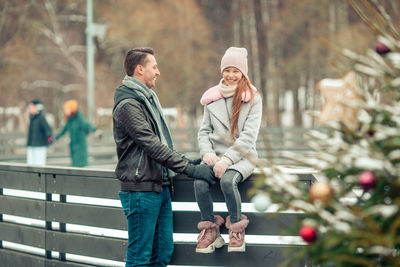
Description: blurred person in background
xmin=195 ymin=47 xmax=262 ymax=253
xmin=55 ymin=99 xmax=99 ymax=167
xmin=25 ymin=99 xmax=53 ymax=165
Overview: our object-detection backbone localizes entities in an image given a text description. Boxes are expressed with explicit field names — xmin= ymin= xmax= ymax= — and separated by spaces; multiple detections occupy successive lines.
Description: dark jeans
xmin=119 ymin=187 xmax=173 ymax=267
xmin=194 ymin=169 xmax=243 ymax=223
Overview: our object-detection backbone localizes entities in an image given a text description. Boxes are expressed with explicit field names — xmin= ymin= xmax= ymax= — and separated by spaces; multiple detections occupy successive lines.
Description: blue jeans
xmin=119 ymin=188 xmax=173 ymax=267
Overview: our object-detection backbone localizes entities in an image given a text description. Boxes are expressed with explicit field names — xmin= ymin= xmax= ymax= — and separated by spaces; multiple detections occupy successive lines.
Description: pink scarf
xmin=200 ymin=79 xmax=257 ymax=105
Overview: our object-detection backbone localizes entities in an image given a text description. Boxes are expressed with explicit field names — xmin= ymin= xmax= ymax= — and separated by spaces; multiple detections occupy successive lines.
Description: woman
xmin=55 ymin=99 xmax=98 ymax=167
xmin=195 ymin=47 xmax=262 ymax=253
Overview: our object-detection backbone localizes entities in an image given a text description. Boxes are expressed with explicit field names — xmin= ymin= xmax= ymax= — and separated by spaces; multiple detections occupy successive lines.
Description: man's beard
xmin=146 ymin=80 xmax=155 ymax=89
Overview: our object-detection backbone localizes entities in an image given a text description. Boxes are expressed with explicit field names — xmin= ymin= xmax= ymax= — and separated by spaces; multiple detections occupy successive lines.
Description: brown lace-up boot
xmin=196 ymin=215 xmax=225 ymax=253
xmin=225 ymin=215 xmax=249 ymax=252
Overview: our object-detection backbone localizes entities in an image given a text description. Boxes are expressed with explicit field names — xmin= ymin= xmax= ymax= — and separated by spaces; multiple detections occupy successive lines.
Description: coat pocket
xmin=119 ymin=191 xmax=140 ymax=217
xmin=119 ymin=191 xmax=131 ymax=216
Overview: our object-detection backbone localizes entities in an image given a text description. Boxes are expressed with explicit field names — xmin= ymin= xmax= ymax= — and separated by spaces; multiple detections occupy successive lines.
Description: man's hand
xmin=183 ymin=163 xmax=216 ymax=185
xmin=182 ymin=155 xmax=201 ymax=165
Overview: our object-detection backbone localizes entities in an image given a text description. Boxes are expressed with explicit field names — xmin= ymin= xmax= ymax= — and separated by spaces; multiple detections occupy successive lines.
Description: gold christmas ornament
xmin=309 ymin=182 xmax=332 ymax=204
xmin=317 ymin=71 xmax=361 ymax=131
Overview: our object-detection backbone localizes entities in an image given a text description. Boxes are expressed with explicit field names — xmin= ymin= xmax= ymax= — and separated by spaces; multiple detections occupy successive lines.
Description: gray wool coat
xmin=198 ymin=94 xmax=262 ymax=179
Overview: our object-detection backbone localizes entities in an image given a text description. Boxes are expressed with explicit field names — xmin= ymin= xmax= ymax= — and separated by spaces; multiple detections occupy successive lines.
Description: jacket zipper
xmin=135 ymin=150 xmax=144 ymax=176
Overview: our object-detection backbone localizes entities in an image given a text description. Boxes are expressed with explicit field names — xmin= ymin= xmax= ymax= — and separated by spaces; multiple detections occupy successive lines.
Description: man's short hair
xmin=124 ymin=47 xmax=154 ymax=76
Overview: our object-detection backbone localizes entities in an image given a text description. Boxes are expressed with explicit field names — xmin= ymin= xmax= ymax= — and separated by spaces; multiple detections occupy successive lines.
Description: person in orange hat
xmin=55 ymin=99 xmax=99 ymax=167
xmin=63 ymin=100 xmax=79 ymax=116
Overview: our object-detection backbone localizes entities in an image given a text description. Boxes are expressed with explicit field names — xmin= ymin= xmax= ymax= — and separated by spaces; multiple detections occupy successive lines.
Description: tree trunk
xmin=253 ymin=0 xmax=268 ymax=104
xmin=232 ymin=0 xmax=240 ymax=46
xmin=266 ymin=0 xmax=280 ymax=125
xmin=249 ymin=1 xmax=261 ymax=89
xmin=293 ymin=81 xmax=302 ymax=126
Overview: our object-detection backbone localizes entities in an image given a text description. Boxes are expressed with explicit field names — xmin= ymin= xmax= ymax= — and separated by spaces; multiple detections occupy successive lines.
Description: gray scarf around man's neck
xmin=121 ymin=75 xmax=174 ymax=151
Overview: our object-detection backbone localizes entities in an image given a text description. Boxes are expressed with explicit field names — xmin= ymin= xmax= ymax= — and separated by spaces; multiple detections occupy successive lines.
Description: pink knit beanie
xmin=220 ymin=47 xmax=248 ymax=77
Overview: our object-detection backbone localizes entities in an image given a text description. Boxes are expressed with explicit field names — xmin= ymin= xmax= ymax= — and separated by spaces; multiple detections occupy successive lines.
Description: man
xmin=26 ymin=99 xmax=53 ymax=165
xmin=113 ymin=47 xmax=215 ymax=267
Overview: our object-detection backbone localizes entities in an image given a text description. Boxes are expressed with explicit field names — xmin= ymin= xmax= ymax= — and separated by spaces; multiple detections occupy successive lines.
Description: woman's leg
xmin=220 ymin=170 xmax=243 ymax=223
xmin=194 ymin=179 xmax=225 ymax=253
xmin=221 ymin=170 xmax=249 ymax=252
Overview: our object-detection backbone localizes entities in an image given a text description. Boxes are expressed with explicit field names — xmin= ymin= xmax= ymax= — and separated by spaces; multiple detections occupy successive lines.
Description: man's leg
xmin=152 ymin=187 xmax=174 ymax=266
xmin=119 ymin=191 xmax=162 ymax=267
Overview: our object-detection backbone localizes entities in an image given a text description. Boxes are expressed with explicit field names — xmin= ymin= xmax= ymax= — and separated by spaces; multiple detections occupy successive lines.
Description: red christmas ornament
xmin=358 ymin=171 xmax=377 ymax=191
xmin=375 ymin=42 xmax=390 ymax=55
xmin=299 ymin=225 xmax=317 ymax=243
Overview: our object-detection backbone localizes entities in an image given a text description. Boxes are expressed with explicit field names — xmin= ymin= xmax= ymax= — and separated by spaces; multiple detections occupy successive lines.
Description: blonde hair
xmin=231 ymin=76 xmax=255 ymax=139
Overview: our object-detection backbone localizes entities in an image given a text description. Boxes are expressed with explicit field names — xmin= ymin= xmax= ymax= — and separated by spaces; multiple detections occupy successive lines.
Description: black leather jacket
xmin=113 ymin=97 xmax=188 ymax=193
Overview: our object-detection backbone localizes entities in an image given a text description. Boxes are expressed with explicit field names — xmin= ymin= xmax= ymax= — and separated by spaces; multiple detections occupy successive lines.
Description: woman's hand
xmin=94 ymin=129 xmax=103 ymax=139
xmin=202 ymin=153 xmax=220 ymax=166
xmin=213 ymin=156 xmax=233 ymax=178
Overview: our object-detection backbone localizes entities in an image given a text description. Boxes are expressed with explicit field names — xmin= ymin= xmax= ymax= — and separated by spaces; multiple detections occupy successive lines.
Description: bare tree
xmin=253 ymin=0 xmax=268 ymax=108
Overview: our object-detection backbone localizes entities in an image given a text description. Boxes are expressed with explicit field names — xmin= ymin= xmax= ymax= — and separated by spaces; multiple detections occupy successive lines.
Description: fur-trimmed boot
xmin=196 ymin=215 xmax=225 ymax=253
xmin=225 ymin=215 xmax=249 ymax=252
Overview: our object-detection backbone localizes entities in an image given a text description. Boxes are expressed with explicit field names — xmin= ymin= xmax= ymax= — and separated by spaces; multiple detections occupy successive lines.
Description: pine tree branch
xmin=347 ymin=0 xmax=385 ymax=36
xmin=361 ymin=0 xmax=391 ymax=31
xmin=370 ymin=0 xmax=400 ymax=38
xmin=389 ymin=201 xmax=400 ymax=238
xmin=334 ymin=254 xmax=376 ymax=267
xmin=348 ymin=0 xmax=400 ymax=39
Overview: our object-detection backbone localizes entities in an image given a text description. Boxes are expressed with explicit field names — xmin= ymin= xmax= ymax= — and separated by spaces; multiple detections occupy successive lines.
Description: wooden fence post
xmin=0 ymin=187 xmax=2 ymax=249
xmin=45 ymin=173 xmax=53 ymax=260
xmin=59 ymin=192 xmax=67 ymax=261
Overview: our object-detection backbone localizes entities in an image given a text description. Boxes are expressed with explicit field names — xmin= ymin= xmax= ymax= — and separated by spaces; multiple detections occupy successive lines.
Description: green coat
xmin=55 ymin=111 xmax=96 ymax=167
